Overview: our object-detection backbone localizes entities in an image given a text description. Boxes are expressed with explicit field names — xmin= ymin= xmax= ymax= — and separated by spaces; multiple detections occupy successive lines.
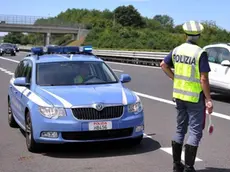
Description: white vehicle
xmin=203 ymin=43 xmax=230 ymax=94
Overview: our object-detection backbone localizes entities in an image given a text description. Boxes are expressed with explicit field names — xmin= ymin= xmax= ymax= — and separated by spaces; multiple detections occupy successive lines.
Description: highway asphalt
xmin=0 ymin=52 xmax=230 ymax=172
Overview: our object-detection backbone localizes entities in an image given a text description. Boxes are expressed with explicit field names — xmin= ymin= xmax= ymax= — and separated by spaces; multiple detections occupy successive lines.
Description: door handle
xmin=214 ymin=68 xmax=217 ymax=72
xmin=14 ymin=91 xmax=18 ymax=94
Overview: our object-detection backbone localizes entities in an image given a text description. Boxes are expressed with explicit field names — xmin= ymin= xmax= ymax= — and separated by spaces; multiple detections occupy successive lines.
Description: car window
xmin=216 ymin=47 xmax=230 ymax=64
xmin=36 ymin=61 xmax=119 ymax=86
xmin=205 ymin=47 xmax=218 ymax=63
xmin=1 ymin=43 xmax=13 ymax=47
xmin=14 ymin=61 xmax=25 ymax=78
xmin=24 ymin=61 xmax=32 ymax=83
xmin=14 ymin=60 xmax=30 ymax=79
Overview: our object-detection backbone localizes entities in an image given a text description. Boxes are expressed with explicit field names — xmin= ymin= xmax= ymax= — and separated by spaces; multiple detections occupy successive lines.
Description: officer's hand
xmin=206 ymin=100 xmax=213 ymax=114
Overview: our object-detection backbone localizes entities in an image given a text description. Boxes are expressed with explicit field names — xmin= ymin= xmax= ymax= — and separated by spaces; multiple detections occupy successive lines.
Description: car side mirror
xmin=120 ymin=74 xmax=131 ymax=83
xmin=221 ymin=60 xmax=230 ymax=66
xmin=14 ymin=77 xmax=30 ymax=87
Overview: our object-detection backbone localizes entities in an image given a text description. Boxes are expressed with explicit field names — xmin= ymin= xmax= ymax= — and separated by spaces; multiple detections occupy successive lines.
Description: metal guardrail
xmin=19 ymin=46 xmax=168 ymax=66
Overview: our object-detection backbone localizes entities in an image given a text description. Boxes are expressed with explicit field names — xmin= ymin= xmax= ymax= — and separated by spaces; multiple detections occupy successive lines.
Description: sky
xmin=0 ymin=0 xmax=229 ymax=36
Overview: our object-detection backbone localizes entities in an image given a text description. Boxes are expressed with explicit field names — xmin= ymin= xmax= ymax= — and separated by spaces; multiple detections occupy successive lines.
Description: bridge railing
xmin=0 ymin=14 xmax=86 ymax=28
xmin=19 ymin=45 xmax=168 ymax=66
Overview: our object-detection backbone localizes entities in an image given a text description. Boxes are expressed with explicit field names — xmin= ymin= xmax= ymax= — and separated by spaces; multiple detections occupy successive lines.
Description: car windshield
xmin=36 ymin=61 xmax=119 ymax=86
xmin=1 ymin=43 xmax=13 ymax=47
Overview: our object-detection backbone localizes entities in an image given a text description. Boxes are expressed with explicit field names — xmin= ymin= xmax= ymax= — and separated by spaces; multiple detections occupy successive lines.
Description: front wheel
xmin=25 ymin=111 xmax=42 ymax=153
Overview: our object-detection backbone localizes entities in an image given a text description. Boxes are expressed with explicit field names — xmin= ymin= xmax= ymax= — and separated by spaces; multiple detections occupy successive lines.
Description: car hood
xmin=34 ymin=83 xmax=138 ymax=108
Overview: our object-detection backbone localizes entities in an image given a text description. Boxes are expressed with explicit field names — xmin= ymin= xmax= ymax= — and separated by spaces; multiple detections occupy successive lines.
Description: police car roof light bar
xmin=79 ymin=45 xmax=93 ymax=53
xmin=30 ymin=47 xmax=44 ymax=60
xmin=30 ymin=45 xmax=94 ymax=59
xmin=65 ymin=45 xmax=93 ymax=58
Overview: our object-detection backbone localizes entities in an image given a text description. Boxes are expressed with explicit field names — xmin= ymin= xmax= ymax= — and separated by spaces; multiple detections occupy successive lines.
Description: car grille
xmin=71 ymin=105 xmax=124 ymax=120
xmin=61 ymin=128 xmax=133 ymax=140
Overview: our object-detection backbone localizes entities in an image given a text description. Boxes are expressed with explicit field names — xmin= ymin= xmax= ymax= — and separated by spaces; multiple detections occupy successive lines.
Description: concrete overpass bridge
xmin=0 ymin=14 xmax=90 ymax=45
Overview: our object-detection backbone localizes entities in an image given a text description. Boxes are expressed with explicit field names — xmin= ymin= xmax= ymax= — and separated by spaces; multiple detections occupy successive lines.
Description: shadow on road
xmin=39 ymin=137 xmax=161 ymax=159
xmin=197 ymin=167 xmax=230 ymax=172
xmin=211 ymin=93 xmax=230 ymax=103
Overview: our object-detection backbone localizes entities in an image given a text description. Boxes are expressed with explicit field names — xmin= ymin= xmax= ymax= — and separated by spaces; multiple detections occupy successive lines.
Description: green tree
xmin=114 ymin=5 xmax=145 ymax=27
xmin=3 ymin=32 xmax=24 ymax=44
xmin=153 ymin=15 xmax=174 ymax=28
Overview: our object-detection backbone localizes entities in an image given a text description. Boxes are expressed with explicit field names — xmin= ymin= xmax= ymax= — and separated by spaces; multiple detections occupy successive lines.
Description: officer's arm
xmin=199 ymin=52 xmax=212 ymax=101
xmin=160 ymin=51 xmax=174 ymax=80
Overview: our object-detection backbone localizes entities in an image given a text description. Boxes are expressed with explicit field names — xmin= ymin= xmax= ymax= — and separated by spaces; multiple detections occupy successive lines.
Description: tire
xmin=25 ymin=111 xmax=42 ymax=153
xmin=8 ymin=98 xmax=19 ymax=128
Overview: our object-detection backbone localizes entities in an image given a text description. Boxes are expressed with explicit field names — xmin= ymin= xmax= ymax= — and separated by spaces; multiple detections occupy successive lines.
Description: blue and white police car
xmin=7 ymin=45 xmax=144 ymax=152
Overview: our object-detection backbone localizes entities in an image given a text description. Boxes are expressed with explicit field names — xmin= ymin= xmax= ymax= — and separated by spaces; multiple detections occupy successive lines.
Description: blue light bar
xmin=31 ymin=47 xmax=43 ymax=55
xmin=79 ymin=45 xmax=93 ymax=53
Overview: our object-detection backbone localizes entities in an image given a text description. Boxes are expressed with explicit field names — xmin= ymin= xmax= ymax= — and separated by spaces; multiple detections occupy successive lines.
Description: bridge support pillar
xmin=72 ymin=34 xmax=77 ymax=40
xmin=77 ymin=28 xmax=81 ymax=40
xmin=44 ymin=32 xmax=51 ymax=46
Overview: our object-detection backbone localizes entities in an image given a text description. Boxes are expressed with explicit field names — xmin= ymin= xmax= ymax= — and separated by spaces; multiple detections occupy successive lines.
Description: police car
xmin=7 ymin=45 xmax=144 ymax=152
xmin=203 ymin=43 xmax=230 ymax=94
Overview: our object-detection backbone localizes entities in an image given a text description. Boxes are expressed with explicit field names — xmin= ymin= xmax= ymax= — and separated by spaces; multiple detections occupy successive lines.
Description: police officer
xmin=160 ymin=20 xmax=213 ymax=172
xmin=74 ymin=63 xmax=90 ymax=84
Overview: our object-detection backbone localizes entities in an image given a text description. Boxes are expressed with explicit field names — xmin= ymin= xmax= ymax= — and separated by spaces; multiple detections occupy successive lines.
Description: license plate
xmin=89 ymin=121 xmax=112 ymax=131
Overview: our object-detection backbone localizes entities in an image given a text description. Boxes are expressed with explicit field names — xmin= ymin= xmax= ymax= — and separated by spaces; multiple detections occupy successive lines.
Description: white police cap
xmin=182 ymin=20 xmax=204 ymax=36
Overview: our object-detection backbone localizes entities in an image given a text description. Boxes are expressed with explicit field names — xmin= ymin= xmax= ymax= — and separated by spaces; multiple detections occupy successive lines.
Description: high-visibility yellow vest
xmin=172 ymin=43 xmax=204 ymax=103
xmin=74 ymin=75 xmax=84 ymax=83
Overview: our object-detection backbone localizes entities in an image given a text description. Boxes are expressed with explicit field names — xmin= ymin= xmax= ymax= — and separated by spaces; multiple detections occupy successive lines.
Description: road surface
xmin=0 ymin=52 xmax=230 ymax=172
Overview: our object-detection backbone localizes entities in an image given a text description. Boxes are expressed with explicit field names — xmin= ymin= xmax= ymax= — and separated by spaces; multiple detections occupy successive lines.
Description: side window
xmin=24 ymin=61 xmax=32 ymax=83
xmin=216 ymin=47 xmax=230 ymax=64
xmin=14 ymin=61 xmax=24 ymax=78
xmin=205 ymin=47 xmax=218 ymax=64
xmin=21 ymin=61 xmax=29 ymax=77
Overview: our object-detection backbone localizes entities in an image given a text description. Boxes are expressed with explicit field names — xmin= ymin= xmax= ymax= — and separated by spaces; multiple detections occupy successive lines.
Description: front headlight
xmin=39 ymin=106 xmax=66 ymax=119
xmin=128 ymin=101 xmax=143 ymax=114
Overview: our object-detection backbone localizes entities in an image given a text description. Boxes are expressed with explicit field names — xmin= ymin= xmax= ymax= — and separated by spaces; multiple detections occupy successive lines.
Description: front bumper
xmin=31 ymin=108 xmax=144 ymax=144
xmin=1 ymin=50 xmax=15 ymax=54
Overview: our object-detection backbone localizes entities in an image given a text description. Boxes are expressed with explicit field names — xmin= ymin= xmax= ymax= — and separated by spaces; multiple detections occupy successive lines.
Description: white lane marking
xmin=0 ymin=54 xmax=162 ymax=70
xmin=0 ymin=57 xmax=229 ymax=121
xmin=0 ymin=67 xmax=14 ymax=75
xmin=0 ymin=56 xmax=125 ymax=73
xmin=106 ymin=61 xmax=162 ymax=69
xmin=0 ymin=56 xmax=20 ymax=63
xmin=160 ymin=147 xmax=203 ymax=162
xmin=134 ymin=91 xmax=230 ymax=121
xmin=112 ymin=69 xmax=124 ymax=72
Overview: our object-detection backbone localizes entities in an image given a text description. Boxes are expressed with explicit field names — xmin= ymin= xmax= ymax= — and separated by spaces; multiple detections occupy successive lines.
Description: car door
xmin=214 ymin=47 xmax=230 ymax=89
xmin=19 ymin=60 xmax=33 ymax=127
xmin=10 ymin=60 xmax=28 ymax=125
xmin=9 ymin=61 xmax=24 ymax=123
xmin=205 ymin=47 xmax=220 ymax=88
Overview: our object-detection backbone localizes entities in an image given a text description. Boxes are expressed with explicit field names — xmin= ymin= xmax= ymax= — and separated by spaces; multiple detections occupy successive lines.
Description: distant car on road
xmin=203 ymin=43 xmax=230 ymax=94
xmin=0 ymin=43 xmax=16 ymax=56
xmin=12 ymin=44 xmax=20 ymax=52
xmin=8 ymin=45 xmax=144 ymax=152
